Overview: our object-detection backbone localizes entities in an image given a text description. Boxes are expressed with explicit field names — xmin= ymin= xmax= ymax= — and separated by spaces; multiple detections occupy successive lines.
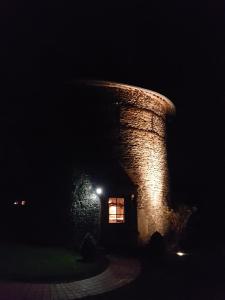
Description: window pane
xmin=108 ymin=197 xmax=125 ymax=223
xmin=109 ymin=204 xmax=117 ymax=215
xmin=108 ymin=198 xmax=116 ymax=204
xmin=116 ymin=204 xmax=124 ymax=215
xmin=109 ymin=215 xmax=117 ymax=223
xmin=117 ymin=198 xmax=124 ymax=205
xmin=116 ymin=215 xmax=125 ymax=223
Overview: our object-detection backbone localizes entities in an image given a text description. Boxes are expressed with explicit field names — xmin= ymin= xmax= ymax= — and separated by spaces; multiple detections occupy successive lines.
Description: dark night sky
xmin=0 ymin=1 xmax=225 ymax=221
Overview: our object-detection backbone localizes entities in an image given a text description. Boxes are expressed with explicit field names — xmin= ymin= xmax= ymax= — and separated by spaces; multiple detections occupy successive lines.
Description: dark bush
xmin=80 ymin=232 xmax=97 ymax=261
xmin=147 ymin=231 xmax=166 ymax=256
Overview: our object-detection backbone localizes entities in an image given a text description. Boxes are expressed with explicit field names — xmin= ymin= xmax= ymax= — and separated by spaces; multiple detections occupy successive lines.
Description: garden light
xmin=176 ymin=251 xmax=187 ymax=257
xmin=96 ymin=187 xmax=102 ymax=195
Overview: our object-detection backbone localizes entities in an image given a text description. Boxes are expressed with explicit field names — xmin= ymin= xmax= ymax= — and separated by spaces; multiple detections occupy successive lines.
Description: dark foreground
xmin=93 ymin=245 xmax=225 ymax=300
xmin=0 ymin=244 xmax=225 ymax=299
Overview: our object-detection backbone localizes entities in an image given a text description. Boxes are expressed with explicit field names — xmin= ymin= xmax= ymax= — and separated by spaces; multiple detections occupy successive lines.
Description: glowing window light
xmin=21 ymin=200 xmax=26 ymax=206
xmin=108 ymin=197 xmax=125 ymax=223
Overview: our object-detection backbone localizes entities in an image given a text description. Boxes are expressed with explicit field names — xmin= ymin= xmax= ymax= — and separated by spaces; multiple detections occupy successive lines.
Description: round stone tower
xmin=72 ymin=80 xmax=175 ymax=245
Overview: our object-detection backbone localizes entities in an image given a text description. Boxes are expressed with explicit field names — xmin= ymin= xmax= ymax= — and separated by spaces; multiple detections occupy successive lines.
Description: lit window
xmin=108 ymin=197 xmax=125 ymax=223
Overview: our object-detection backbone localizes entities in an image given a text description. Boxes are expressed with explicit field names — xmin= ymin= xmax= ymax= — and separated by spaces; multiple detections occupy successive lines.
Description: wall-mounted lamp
xmin=96 ymin=187 xmax=103 ymax=195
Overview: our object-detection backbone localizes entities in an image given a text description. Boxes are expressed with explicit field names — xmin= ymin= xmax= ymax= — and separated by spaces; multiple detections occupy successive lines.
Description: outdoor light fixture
xmin=13 ymin=200 xmax=26 ymax=206
xmin=176 ymin=251 xmax=187 ymax=257
xmin=96 ymin=187 xmax=102 ymax=195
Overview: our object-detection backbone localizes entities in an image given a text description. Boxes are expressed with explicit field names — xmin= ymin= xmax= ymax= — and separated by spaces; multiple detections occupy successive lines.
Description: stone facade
xmin=79 ymin=81 xmax=175 ymax=245
xmin=71 ymin=173 xmax=101 ymax=247
xmin=116 ymin=86 xmax=174 ymax=243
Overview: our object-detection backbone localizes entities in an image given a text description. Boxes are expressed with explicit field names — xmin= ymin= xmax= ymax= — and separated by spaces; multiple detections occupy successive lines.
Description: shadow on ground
xmin=87 ymin=245 xmax=225 ymax=300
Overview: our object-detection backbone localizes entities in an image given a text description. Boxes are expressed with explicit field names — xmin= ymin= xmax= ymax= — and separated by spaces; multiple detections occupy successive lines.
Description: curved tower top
xmin=74 ymin=79 xmax=175 ymax=116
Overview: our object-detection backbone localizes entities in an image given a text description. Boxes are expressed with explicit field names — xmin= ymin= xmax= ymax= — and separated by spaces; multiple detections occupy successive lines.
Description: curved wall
xmin=73 ymin=80 xmax=175 ymax=244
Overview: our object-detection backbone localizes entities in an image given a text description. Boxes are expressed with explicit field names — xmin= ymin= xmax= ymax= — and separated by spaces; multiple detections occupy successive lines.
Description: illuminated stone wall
xmin=82 ymin=81 xmax=175 ymax=244
xmin=115 ymin=86 xmax=175 ymax=243
xmin=71 ymin=173 xmax=101 ymax=246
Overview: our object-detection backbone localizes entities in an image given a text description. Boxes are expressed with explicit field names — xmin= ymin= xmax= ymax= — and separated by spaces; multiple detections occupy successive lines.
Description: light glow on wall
xmin=91 ymin=193 xmax=97 ymax=200
xmin=113 ymin=83 xmax=175 ymax=243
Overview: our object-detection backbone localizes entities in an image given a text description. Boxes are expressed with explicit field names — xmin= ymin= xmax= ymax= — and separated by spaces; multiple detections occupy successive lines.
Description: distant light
xmin=176 ymin=251 xmax=186 ymax=257
xmin=21 ymin=200 xmax=26 ymax=206
xmin=14 ymin=201 xmax=18 ymax=205
xmin=96 ymin=187 xmax=102 ymax=195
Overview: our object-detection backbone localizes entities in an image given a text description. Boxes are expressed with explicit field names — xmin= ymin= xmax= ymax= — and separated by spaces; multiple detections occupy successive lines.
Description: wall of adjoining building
xmin=71 ymin=173 xmax=101 ymax=247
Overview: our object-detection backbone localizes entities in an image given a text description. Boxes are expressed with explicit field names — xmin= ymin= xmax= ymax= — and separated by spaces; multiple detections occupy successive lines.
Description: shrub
xmin=70 ymin=172 xmax=101 ymax=248
xmin=165 ymin=204 xmax=195 ymax=251
xmin=80 ymin=232 xmax=97 ymax=261
xmin=147 ymin=231 xmax=166 ymax=257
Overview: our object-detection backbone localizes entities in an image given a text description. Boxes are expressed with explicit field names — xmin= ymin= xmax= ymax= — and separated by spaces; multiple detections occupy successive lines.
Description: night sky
xmin=1 ymin=1 xmax=225 ymax=236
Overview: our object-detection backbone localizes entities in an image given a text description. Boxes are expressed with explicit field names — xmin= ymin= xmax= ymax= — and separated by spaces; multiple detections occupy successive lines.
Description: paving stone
xmin=0 ymin=256 xmax=141 ymax=300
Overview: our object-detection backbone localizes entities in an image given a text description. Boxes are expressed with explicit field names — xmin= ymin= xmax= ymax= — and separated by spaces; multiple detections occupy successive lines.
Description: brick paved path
xmin=0 ymin=255 xmax=141 ymax=300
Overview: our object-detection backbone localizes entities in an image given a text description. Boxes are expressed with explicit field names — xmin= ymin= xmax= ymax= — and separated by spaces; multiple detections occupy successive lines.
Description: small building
xmin=68 ymin=80 xmax=175 ymax=247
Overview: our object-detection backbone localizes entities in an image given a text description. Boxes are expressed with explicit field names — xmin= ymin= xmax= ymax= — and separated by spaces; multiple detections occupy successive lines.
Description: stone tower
xmin=74 ymin=80 xmax=175 ymax=245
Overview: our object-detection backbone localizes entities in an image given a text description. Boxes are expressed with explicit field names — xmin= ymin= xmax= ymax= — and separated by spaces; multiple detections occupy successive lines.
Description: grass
xmin=0 ymin=242 xmax=108 ymax=283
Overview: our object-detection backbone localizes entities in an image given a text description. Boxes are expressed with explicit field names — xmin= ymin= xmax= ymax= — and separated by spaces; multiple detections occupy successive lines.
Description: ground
xmin=0 ymin=243 xmax=107 ymax=282
xmin=100 ymin=246 xmax=225 ymax=300
xmin=1 ymin=243 xmax=225 ymax=299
